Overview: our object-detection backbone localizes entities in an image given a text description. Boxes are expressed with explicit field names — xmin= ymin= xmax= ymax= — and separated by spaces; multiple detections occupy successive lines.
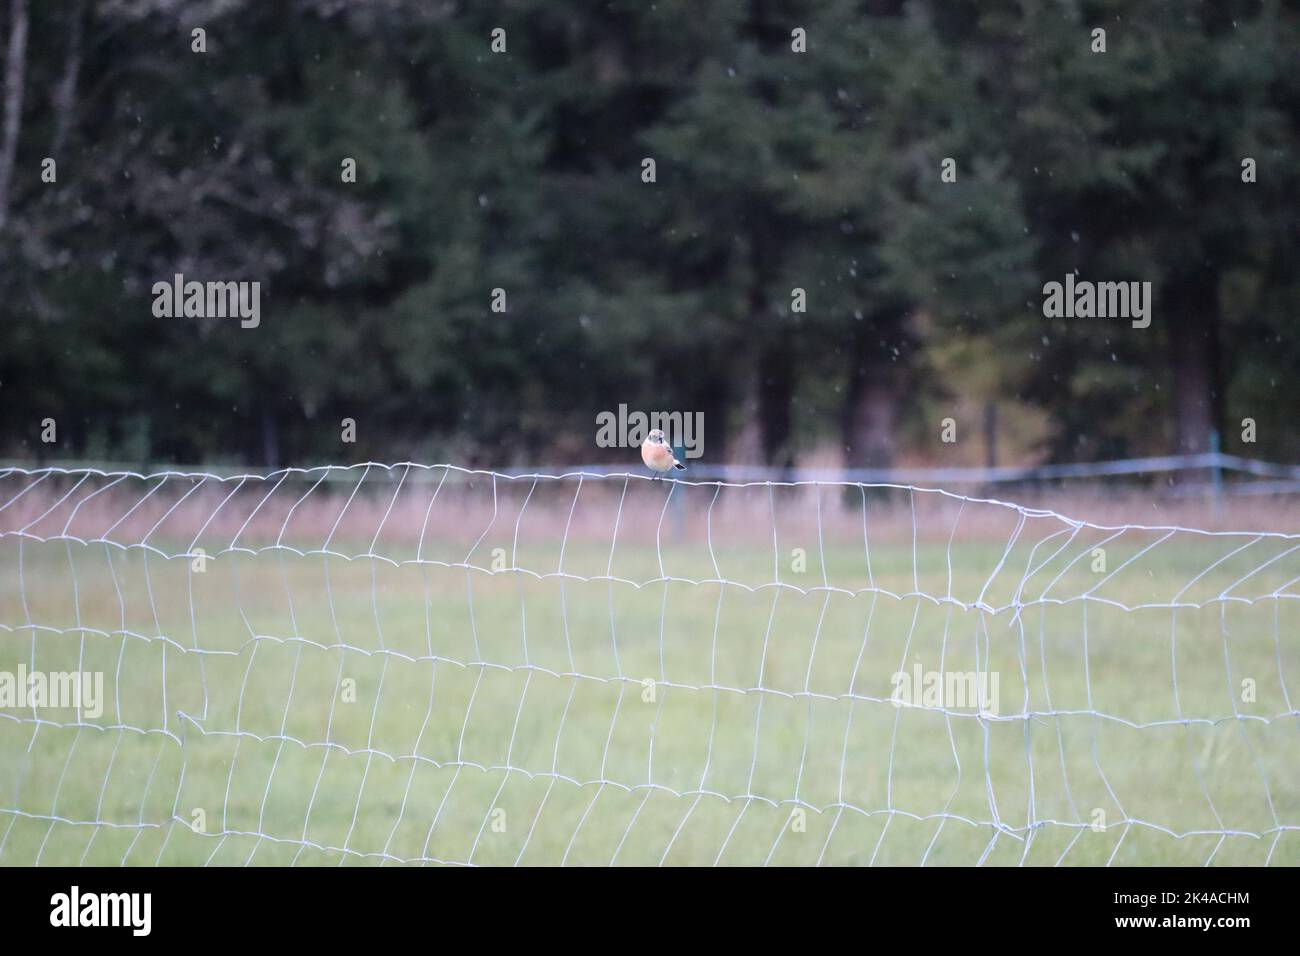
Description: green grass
xmin=2 ymin=532 xmax=1298 ymax=866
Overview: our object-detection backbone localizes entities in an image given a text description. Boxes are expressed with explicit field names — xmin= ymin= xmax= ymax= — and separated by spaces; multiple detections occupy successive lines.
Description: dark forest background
xmin=0 ymin=0 xmax=1296 ymax=470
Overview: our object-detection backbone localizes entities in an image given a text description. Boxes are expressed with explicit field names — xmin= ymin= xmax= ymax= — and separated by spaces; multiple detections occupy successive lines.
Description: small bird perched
xmin=641 ymin=428 xmax=685 ymax=477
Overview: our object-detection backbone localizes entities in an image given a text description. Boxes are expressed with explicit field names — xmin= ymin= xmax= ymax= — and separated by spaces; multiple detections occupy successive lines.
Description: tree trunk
xmin=756 ymin=331 xmax=795 ymax=469
xmin=983 ymin=401 xmax=998 ymax=469
xmin=744 ymin=217 xmax=796 ymax=470
xmin=0 ymin=0 xmax=30 ymax=233
xmin=841 ymin=310 xmax=907 ymax=472
xmin=693 ymin=371 xmax=729 ymax=466
xmin=1165 ymin=266 xmax=1222 ymax=457
xmin=729 ymin=374 xmax=761 ymax=465
xmin=841 ymin=365 xmax=900 ymax=472
xmin=260 ymin=406 xmax=281 ymax=467
xmin=51 ymin=0 xmax=85 ymax=157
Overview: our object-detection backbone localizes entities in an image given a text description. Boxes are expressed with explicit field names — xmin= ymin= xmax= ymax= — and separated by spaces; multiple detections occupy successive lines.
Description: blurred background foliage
xmin=0 ymin=0 xmax=1296 ymax=469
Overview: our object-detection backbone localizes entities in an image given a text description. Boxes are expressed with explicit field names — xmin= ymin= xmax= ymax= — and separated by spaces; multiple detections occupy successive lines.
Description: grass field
xmin=1 ymin=472 xmax=1298 ymax=865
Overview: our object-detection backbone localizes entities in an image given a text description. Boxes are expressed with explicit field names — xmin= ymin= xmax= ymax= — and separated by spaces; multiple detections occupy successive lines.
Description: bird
xmin=641 ymin=428 xmax=685 ymax=478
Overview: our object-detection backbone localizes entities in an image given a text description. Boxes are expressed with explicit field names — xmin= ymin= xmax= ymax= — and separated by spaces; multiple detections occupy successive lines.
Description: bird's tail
xmin=673 ymin=461 xmax=686 ymax=470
